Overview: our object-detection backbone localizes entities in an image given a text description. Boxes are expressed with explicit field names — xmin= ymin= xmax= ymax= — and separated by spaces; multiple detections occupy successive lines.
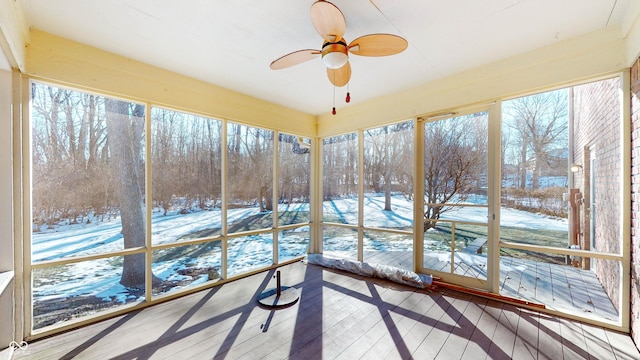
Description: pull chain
xmin=345 ymin=83 xmax=351 ymax=103
xmin=332 ymin=84 xmax=336 ymax=115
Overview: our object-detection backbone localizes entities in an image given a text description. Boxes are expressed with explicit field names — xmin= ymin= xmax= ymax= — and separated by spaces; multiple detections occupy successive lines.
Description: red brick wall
xmin=572 ymin=77 xmax=621 ymax=308
xmin=630 ymin=58 xmax=640 ymax=347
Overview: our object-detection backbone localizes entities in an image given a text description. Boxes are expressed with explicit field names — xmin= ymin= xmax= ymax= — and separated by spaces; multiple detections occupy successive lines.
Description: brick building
xmin=571 ymin=77 xmax=622 ymax=309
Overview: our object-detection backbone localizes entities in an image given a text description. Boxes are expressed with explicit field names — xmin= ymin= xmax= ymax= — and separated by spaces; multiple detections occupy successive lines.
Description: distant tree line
xmin=151 ymin=108 xmax=222 ymax=215
xmin=31 ymin=84 xmax=312 ymax=232
xmin=31 ymin=86 xmax=116 ymax=231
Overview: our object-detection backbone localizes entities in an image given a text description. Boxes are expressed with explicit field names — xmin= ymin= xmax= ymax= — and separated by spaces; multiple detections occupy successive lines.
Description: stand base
xmin=257 ymin=286 xmax=300 ymax=309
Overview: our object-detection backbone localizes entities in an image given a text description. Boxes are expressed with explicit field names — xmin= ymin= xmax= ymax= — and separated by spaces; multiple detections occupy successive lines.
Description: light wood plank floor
xmin=350 ymin=250 xmax=620 ymax=324
xmin=14 ymin=261 xmax=639 ymax=360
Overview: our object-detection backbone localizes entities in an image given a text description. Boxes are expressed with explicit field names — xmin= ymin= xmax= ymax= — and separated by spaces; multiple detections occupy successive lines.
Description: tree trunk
xmin=265 ymin=186 xmax=273 ymax=211
xmin=519 ymin=137 xmax=528 ymax=189
xmin=532 ymin=161 xmax=541 ymax=189
xmin=423 ymin=205 xmax=441 ymax=232
xmin=384 ymin=188 xmax=392 ymax=211
xmin=105 ymin=99 xmax=159 ymax=288
xmin=383 ymin=126 xmax=393 ymax=211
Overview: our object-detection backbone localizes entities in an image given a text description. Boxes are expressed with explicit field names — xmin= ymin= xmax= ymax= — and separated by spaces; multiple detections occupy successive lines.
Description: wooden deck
xmin=339 ymin=250 xmax=620 ymax=324
xmin=14 ymin=261 xmax=639 ymax=360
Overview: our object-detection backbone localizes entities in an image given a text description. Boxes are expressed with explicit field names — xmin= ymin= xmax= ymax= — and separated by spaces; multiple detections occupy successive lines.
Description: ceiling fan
xmin=270 ymin=0 xmax=408 ymax=113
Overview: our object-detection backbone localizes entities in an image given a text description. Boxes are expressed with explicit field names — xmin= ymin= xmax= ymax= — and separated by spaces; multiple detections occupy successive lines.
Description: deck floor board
xmin=362 ymin=250 xmax=619 ymax=322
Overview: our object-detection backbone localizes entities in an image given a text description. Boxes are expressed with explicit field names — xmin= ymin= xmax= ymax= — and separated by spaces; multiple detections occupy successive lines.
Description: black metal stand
xmin=257 ymin=270 xmax=300 ymax=309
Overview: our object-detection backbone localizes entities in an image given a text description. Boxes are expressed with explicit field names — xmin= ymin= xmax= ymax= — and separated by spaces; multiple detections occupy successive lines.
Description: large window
xmin=151 ymin=108 xmax=222 ymax=243
xmin=363 ymin=122 xmax=414 ymax=230
xmin=363 ymin=122 xmax=414 ymax=269
xmin=277 ymin=134 xmax=311 ymax=262
xmin=29 ymin=82 xmax=311 ymax=332
xmin=322 ymin=133 xmax=358 ymax=259
xmin=226 ymin=123 xmax=275 ymax=276
xmin=227 ymin=123 xmax=274 ymax=231
xmin=321 ymin=122 xmax=415 ymax=269
xmin=318 ymin=77 xmax=625 ymax=328
xmin=149 ymin=107 xmax=223 ymax=296
xmin=499 ymin=80 xmax=623 ymax=324
xmin=501 ymin=89 xmax=569 ymax=255
xmin=28 ymin=73 xmax=626 ymax=334
xmin=31 ymin=83 xmax=147 ymax=329
xmin=422 ymin=112 xmax=489 ymax=283
xmin=322 ymin=133 xmax=358 ymax=225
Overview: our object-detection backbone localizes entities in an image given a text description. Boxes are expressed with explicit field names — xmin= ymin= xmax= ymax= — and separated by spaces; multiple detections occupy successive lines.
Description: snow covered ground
xmin=32 ymin=195 xmax=567 ymax=316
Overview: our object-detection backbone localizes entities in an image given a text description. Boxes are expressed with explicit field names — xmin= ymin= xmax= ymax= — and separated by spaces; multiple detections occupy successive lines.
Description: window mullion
xmin=358 ymin=130 xmax=364 ymax=262
xmin=221 ymin=120 xmax=228 ymax=279
xmin=487 ymin=102 xmax=501 ymax=294
xmin=413 ymin=117 xmax=424 ymax=274
xmin=273 ymin=131 xmax=279 ymax=264
xmin=144 ymin=103 xmax=153 ymax=303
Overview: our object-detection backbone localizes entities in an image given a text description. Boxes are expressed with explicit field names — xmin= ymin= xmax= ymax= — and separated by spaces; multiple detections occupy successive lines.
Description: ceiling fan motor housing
xmin=322 ymin=39 xmax=348 ymax=69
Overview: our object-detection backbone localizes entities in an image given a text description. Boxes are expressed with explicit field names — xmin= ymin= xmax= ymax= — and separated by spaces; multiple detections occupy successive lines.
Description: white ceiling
xmin=22 ymin=0 xmax=632 ymax=116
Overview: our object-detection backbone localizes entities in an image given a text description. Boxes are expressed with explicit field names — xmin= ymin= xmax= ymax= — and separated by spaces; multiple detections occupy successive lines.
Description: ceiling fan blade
xmin=310 ymin=1 xmax=346 ymax=42
xmin=327 ymin=61 xmax=351 ymax=87
xmin=270 ymin=49 xmax=321 ymax=70
xmin=348 ymin=34 xmax=408 ymax=57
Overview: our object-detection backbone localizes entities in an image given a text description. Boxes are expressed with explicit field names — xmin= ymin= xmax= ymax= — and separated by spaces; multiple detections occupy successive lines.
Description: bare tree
xmin=323 ymin=133 xmax=358 ymax=200
xmin=505 ymin=90 xmax=568 ymax=189
xmin=423 ymin=114 xmax=487 ymax=231
xmin=364 ymin=122 xmax=413 ymax=211
xmin=151 ymin=109 xmax=177 ymax=215
xmin=31 ymin=85 xmax=112 ymax=229
xmin=105 ymin=99 xmax=160 ymax=288
xmin=278 ymin=134 xmax=310 ymax=205
xmin=227 ymin=125 xmax=273 ymax=212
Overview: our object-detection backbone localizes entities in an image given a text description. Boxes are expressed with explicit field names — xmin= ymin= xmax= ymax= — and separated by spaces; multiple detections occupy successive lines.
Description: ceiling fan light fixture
xmin=323 ymin=52 xmax=348 ymax=69
xmin=321 ymin=41 xmax=348 ymax=69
